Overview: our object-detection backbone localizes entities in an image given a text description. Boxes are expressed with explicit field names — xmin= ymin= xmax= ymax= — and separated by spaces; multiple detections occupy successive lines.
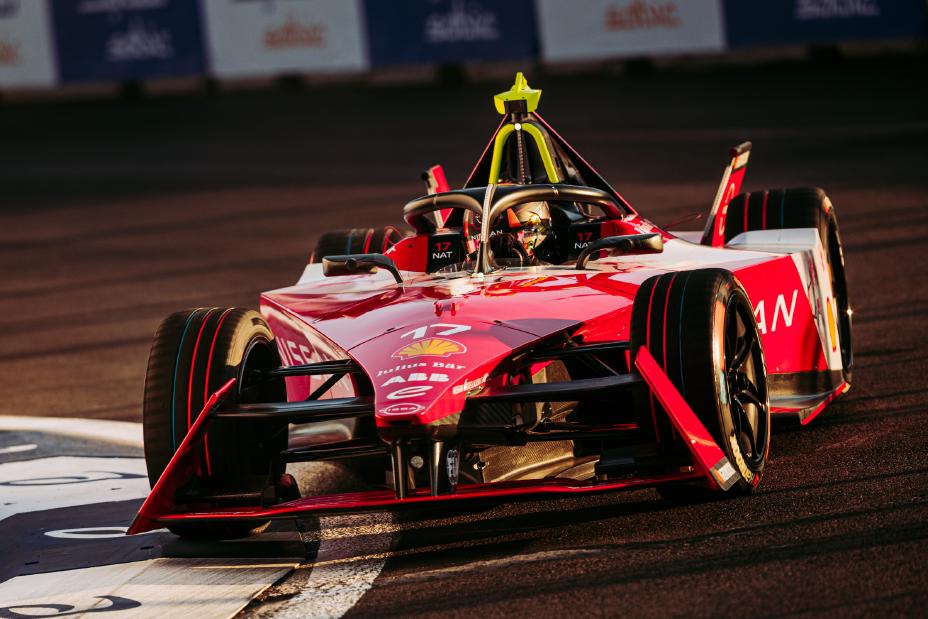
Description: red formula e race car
xmin=131 ymin=74 xmax=852 ymax=538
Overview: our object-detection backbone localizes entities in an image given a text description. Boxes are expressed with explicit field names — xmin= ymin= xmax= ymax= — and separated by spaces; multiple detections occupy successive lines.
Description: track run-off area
xmin=1 ymin=58 xmax=927 ymax=617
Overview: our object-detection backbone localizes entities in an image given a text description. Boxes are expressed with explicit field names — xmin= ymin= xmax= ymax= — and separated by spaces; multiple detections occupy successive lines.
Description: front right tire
xmin=631 ymin=269 xmax=771 ymax=496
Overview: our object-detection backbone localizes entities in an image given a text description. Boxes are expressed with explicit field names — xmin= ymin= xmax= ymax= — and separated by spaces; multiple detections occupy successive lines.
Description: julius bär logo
xmin=392 ymin=338 xmax=466 ymax=360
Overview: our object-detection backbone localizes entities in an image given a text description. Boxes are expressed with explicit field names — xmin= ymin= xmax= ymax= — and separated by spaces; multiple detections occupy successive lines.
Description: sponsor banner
xmin=50 ymin=0 xmax=206 ymax=83
xmin=202 ymin=0 xmax=367 ymax=78
xmin=363 ymin=0 xmax=537 ymax=67
xmin=724 ymin=0 xmax=928 ymax=47
xmin=537 ymin=0 xmax=725 ymax=62
xmin=0 ymin=0 xmax=57 ymax=87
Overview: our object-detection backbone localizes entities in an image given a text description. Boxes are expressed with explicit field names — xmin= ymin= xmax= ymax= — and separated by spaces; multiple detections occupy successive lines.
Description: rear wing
xmin=421 ymin=164 xmax=451 ymax=227
xmin=701 ymin=142 xmax=752 ymax=247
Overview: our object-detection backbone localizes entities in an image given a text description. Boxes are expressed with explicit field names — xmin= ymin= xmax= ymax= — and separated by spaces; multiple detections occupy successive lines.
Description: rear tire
xmin=631 ymin=269 xmax=771 ymax=496
xmin=310 ymin=227 xmax=405 ymax=263
xmin=724 ymin=187 xmax=852 ymax=381
xmin=143 ymin=308 xmax=288 ymax=539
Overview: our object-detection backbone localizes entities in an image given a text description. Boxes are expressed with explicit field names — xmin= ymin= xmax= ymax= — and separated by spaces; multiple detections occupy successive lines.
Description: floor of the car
xmin=770 ymin=381 xmax=850 ymax=423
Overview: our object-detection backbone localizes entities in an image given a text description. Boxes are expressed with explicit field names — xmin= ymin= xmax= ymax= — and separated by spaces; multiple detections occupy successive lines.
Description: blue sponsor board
xmin=51 ymin=0 xmax=206 ymax=83
xmin=724 ymin=0 xmax=927 ymax=47
xmin=364 ymin=0 xmax=537 ymax=66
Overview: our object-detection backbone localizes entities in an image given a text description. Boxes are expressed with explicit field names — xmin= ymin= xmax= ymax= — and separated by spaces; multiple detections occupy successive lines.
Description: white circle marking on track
xmin=0 ymin=444 xmax=37 ymax=455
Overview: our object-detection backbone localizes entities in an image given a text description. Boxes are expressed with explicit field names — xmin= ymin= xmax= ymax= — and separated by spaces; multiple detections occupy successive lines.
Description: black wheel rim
xmin=724 ymin=294 xmax=769 ymax=470
xmin=238 ymin=336 xmax=284 ymax=404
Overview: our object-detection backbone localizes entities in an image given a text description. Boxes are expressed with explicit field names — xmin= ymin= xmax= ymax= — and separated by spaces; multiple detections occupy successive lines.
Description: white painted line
xmin=0 ymin=456 xmax=150 ymax=523
xmin=0 ymin=558 xmax=295 ymax=619
xmin=0 ymin=443 xmax=37 ymax=455
xmin=0 ymin=416 xmax=143 ymax=448
xmin=0 ymin=451 xmax=302 ymax=619
xmin=0 ymin=421 xmax=384 ymax=619
xmin=46 ymin=526 xmax=130 ymax=539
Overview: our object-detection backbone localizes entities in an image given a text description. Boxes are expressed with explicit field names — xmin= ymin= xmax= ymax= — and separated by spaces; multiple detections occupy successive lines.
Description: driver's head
xmin=493 ymin=200 xmax=552 ymax=261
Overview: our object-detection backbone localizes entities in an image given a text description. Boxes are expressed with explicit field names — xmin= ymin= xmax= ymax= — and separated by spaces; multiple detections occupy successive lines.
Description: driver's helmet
xmin=492 ymin=200 xmax=553 ymax=262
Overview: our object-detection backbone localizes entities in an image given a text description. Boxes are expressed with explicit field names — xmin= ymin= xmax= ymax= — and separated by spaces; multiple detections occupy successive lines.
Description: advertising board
xmin=51 ymin=0 xmax=206 ymax=83
xmin=364 ymin=0 xmax=537 ymax=67
xmin=724 ymin=0 xmax=928 ymax=47
xmin=537 ymin=0 xmax=725 ymax=62
xmin=203 ymin=0 xmax=367 ymax=77
xmin=0 ymin=0 xmax=57 ymax=88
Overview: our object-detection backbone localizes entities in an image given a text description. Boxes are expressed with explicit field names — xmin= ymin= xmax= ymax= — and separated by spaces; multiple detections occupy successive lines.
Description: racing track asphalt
xmin=1 ymin=56 xmax=927 ymax=617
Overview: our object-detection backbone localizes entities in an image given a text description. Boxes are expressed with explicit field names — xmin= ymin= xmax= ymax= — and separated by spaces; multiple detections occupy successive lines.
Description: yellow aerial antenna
xmin=494 ymin=72 xmax=542 ymax=115
xmin=487 ymin=73 xmax=559 ymax=183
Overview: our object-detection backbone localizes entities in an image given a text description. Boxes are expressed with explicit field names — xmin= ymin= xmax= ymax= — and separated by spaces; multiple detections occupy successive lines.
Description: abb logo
xmin=381 ymin=372 xmax=449 ymax=387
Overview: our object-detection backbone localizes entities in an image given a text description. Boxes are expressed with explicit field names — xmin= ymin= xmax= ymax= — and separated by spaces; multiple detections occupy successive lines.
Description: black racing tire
xmin=143 ymin=308 xmax=288 ymax=539
xmin=310 ymin=227 xmax=405 ymax=263
xmin=630 ymin=269 xmax=771 ymax=496
xmin=724 ymin=187 xmax=853 ymax=381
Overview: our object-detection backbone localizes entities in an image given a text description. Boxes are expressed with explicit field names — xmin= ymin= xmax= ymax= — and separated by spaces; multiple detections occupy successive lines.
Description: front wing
xmin=128 ymin=349 xmax=737 ymax=534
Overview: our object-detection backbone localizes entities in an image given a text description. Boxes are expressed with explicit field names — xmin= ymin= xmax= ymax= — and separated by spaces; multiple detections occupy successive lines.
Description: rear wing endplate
xmin=701 ymin=142 xmax=752 ymax=247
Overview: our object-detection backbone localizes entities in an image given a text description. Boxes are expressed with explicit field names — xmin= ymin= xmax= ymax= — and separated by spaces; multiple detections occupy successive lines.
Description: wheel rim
xmin=238 ymin=336 xmax=284 ymax=404
xmin=724 ymin=294 xmax=769 ymax=471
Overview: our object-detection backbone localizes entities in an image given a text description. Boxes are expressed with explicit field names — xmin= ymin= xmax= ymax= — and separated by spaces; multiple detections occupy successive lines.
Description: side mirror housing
xmin=322 ymin=254 xmax=403 ymax=284
xmin=576 ymin=233 xmax=664 ymax=270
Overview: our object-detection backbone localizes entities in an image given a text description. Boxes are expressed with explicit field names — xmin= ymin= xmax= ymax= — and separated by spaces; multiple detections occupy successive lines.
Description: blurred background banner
xmin=0 ymin=0 xmax=57 ymax=87
xmin=202 ymin=0 xmax=367 ymax=78
xmin=724 ymin=0 xmax=928 ymax=48
xmin=0 ymin=0 xmax=925 ymax=91
xmin=363 ymin=0 xmax=537 ymax=67
xmin=537 ymin=0 xmax=725 ymax=62
xmin=50 ymin=0 xmax=206 ymax=83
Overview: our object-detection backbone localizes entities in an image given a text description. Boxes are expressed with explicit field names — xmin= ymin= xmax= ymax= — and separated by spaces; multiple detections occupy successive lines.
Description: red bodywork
xmin=129 ymin=228 xmax=845 ymax=533
xmin=261 ymin=237 xmax=838 ymax=429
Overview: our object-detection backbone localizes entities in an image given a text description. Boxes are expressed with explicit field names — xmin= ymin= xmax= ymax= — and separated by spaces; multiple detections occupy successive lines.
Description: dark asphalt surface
xmin=2 ymin=57 xmax=927 ymax=617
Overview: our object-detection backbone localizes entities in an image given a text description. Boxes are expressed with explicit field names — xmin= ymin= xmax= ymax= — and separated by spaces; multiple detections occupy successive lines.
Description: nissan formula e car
xmin=131 ymin=74 xmax=852 ymax=538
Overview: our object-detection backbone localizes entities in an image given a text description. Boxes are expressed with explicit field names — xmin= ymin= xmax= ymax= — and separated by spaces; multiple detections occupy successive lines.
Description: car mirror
xmin=576 ymin=233 xmax=664 ymax=270
xmin=322 ymin=254 xmax=403 ymax=284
